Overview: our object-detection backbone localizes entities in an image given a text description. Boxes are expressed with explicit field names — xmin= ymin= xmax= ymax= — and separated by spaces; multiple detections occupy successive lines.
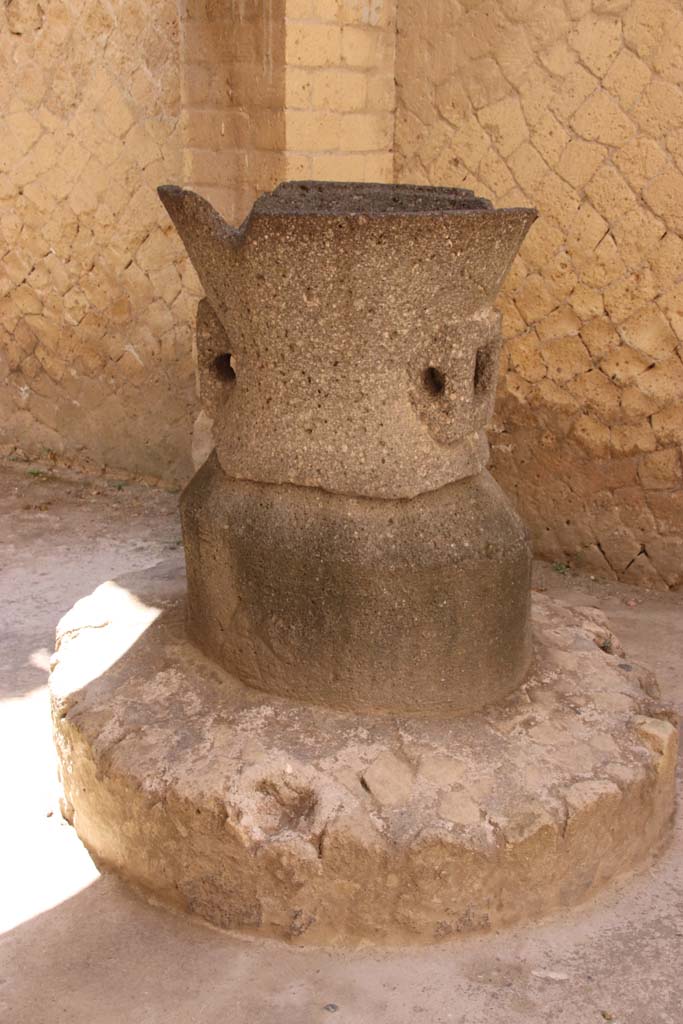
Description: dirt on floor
xmin=0 ymin=457 xmax=681 ymax=1024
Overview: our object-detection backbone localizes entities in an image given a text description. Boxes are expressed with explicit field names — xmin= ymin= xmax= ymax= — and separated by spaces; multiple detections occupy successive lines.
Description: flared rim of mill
xmin=157 ymin=182 xmax=537 ymax=247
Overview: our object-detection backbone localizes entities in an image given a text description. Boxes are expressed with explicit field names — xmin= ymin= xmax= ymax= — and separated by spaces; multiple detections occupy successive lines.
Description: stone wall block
xmin=395 ymin=0 xmax=683 ymax=585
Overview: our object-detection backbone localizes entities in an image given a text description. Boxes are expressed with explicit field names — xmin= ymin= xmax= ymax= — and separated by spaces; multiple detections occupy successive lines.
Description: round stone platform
xmin=50 ymin=559 xmax=677 ymax=946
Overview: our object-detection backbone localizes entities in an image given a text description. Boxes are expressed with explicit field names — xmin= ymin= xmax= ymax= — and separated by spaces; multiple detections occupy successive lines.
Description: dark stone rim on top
xmin=252 ymin=180 xmax=495 ymax=215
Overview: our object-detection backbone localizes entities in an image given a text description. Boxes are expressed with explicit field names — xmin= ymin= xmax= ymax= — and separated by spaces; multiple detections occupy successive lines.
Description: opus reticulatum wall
xmin=2 ymin=0 xmax=682 ymax=585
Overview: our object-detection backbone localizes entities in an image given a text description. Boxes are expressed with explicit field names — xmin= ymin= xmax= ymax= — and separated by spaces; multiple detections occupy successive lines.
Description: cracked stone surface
xmin=50 ymin=558 xmax=677 ymax=946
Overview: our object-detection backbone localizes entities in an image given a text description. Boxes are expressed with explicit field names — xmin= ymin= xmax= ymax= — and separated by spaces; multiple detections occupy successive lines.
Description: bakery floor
xmin=1 ymin=458 xmax=681 ymax=1024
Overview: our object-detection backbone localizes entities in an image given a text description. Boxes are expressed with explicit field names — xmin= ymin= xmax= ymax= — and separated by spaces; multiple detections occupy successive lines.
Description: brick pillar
xmin=284 ymin=0 xmax=397 ymax=182
xmin=180 ymin=0 xmax=287 ymax=225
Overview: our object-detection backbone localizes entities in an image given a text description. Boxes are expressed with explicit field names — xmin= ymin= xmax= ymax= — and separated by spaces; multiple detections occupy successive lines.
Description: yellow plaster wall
xmin=0 ymin=0 xmax=199 ymax=482
xmin=395 ymin=0 xmax=683 ymax=587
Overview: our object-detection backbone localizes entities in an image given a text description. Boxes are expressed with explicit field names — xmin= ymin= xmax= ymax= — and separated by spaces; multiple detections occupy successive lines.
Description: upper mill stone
xmin=159 ymin=181 xmax=536 ymax=499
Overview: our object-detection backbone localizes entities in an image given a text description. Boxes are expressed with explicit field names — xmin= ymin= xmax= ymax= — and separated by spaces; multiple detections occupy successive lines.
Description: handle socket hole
xmin=211 ymin=352 xmax=236 ymax=383
xmin=423 ymin=366 xmax=446 ymax=397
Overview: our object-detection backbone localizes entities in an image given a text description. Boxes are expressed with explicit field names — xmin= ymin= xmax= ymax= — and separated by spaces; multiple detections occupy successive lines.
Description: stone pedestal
xmin=50 ymin=560 xmax=677 ymax=945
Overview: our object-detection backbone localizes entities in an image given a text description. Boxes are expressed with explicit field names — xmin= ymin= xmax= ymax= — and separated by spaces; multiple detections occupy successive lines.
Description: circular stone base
xmin=50 ymin=559 xmax=678 ymax=946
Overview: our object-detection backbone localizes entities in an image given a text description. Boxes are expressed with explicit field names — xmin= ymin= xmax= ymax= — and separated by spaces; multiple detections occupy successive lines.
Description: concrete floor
xmin=1 ymin=459 xmax=681 ymax=1024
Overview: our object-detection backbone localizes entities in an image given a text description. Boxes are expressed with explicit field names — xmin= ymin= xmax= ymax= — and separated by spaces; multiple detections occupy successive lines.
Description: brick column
xmin=284 ymin=0 xmax=397 ymax=182
xmin=180 ymin=0 xmax=287 ymax=225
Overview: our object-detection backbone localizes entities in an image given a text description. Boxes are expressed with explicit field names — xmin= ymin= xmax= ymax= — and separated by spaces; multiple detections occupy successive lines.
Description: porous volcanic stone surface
xmin=158 ymin=182 xmax=536 ymax=500
xmin=50 ymin=560 xmax=677 ymax=946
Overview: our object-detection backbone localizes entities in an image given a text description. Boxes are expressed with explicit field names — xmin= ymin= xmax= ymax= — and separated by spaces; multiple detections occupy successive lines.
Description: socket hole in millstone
xmin=474 ymin=346 xmax=492 ymax=395
xmin=211 ymin=352 xmax=236 ymax=383
xmin=423 ymin=365 xmax=446 ymax=396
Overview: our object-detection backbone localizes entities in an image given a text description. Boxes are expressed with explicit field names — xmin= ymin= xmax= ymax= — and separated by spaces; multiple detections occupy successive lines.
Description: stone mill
xmin=159 ymin=180 xmax=534 ymax=714
xmin=50 ymin=182 xmax=677 ymax=944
